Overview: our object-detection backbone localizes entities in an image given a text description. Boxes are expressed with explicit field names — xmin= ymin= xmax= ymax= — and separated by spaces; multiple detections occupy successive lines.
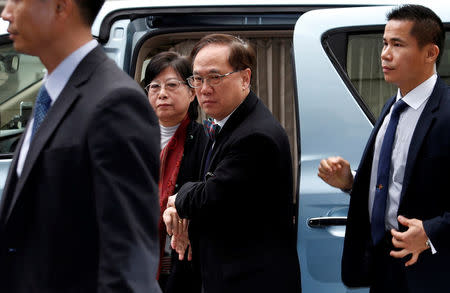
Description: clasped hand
xmin=390 ymin=215 xmax=429 ymax=266
xmin=163 ymin=194 xmax=192 ymax=261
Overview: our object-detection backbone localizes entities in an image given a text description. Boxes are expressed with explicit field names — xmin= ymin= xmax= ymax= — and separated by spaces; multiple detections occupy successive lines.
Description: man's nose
xmin=200 ymin=79 xmax=211 ymax=93
xmin=1 ymin=1 xmax=13 ymax=22
xmin=381 ymin=45 xmax=391 ymax=60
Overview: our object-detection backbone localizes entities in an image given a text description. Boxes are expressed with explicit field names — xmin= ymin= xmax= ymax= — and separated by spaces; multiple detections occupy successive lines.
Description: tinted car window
xmin=347 ymin=31 xmax=450 ymax=119
xmin=0 ymin=42 xmax=45 ymax=154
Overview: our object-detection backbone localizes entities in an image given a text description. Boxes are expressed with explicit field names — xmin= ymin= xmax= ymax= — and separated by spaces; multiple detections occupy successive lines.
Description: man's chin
xmin=12 ymin=42 xmax=34 ymax=56
xmin=383 ymin=74 xmax=395 ymax=85
xmin=11 ymin=40 xmax=22 ymax=52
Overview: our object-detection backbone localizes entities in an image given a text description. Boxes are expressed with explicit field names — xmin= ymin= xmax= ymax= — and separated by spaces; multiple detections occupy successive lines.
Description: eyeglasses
xmin=145 ymin=79 xmax=187 ymax=94
xmin=187 ymin=71 xmax=240 ymax=88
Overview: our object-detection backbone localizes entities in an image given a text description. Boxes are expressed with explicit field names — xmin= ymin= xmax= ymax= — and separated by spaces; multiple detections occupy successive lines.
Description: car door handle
xmin=308 ymin=216 xmax=347 ymax=228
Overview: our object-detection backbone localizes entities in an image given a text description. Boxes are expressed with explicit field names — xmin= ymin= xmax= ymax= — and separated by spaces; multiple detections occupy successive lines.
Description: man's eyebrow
xmin=193 ymin=69 xmax=221 ymax=75
xmin=384 ymin=37 xmax=405 ymax=43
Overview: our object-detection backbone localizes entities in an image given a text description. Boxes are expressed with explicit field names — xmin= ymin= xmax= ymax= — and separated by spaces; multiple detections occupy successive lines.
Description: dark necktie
xmin=371 ymin=99 xmax=408 ymax=245
xmin=203 ymin=118 xmax=221 ymax=141
xmin=31 ymin=86 xmax=51 ymax=141
xmin=203 ymin=118 xmax=221 ymax=178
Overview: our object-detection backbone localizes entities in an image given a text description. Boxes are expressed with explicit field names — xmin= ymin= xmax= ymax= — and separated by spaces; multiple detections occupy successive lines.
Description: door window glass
xmin=0 ymin=42 xmax=45 ymax=154
xmin=347 ymin=31 xmax=450 ymax=119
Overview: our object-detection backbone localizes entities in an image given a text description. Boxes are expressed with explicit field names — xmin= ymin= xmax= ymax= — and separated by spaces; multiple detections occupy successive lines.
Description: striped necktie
xmin=31 ymin=85 xmax=52 ymax=141
xmin=203 ymin=118 xmax=221 ymax=141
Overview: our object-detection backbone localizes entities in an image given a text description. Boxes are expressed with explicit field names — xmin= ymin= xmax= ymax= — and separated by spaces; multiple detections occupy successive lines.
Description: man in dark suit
xmin=318 ymin=5 xmax=449 ymax=293
xmin=0 ymin=0 xmax=161 ymax=292
xmin=163 ymin=34 xmax=301 ymax=293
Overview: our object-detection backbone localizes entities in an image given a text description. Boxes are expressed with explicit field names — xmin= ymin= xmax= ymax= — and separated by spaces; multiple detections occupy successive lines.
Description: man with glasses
xmin=163 ymin=34 xmax=301 ymax=293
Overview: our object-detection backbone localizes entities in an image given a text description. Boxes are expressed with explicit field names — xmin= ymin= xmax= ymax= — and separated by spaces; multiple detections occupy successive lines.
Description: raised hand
xmin=317 ymin=156 xmax=353 ymax=190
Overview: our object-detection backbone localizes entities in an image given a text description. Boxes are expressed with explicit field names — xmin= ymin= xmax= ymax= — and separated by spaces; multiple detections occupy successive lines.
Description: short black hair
xmin=74 ymin=0 xmax=105 ymax=26
xmin=144 ymin=51 xmax=199 ymax=121
xmin=387 ymin=4 xmax=445 ymax=65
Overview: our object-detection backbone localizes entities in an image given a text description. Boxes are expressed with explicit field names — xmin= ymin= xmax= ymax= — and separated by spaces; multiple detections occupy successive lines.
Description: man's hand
xmin=390 ymin=215 xmax=430 ymax=266
xmin=167 ymin=193 xmax=176 ymax=208
xmin=317 ymin=156 xmax=353 ymax=190
xmin=163 ymin=207 xmax=186 ymax=237
xmin=171 ymin=226 xmax=192 ymax=261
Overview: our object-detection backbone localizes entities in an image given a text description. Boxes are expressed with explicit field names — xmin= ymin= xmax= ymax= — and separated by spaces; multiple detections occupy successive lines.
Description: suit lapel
xmin=355 ymin=96 xmax=396 ymax=180
xmin=400 ymin=78 xmax=445 ymax=205
xmin=3 ymin=46 xmax=107 ymax=224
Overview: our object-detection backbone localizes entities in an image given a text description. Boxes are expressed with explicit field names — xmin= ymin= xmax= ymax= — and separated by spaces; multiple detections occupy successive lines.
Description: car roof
xmin=90 ymin=0 xmax=409 ymax=37
xmin=0 ymin=0 xmax=443 ymax=37
xmin=91 ymin=0 xmax=445 ymax=38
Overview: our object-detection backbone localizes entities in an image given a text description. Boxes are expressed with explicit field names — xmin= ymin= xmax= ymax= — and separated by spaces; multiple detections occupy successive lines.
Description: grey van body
xmin=0 ymin=1 xmax=448 ymax=292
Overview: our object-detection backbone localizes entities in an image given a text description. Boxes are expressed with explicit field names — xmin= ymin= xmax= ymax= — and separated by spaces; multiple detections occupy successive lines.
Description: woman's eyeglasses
xmin=145 ymin=79 xmax=187 ymax=94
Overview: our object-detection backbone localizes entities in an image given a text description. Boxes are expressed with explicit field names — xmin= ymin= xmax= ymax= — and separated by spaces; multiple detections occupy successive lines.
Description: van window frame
xmin=322 ymin=25 xmax=385 ymax=124
xmin=97 ymin=5 xmax=367 ymax=43
xmin=322 ymin=24 xmax=450 ymax=124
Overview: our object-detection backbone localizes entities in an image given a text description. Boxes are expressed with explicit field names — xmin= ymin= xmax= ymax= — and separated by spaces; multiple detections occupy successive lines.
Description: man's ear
xmin=425 ymin=44 xmax=440 ymax=64
xmin=55 ymin=0 xmax=73 ymax=18
xmin=241 ymin=68 xmax=251 ymax=90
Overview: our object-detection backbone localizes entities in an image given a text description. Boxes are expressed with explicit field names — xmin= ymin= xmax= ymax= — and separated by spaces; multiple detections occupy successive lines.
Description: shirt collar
xmin=214 ymin=111 xmax=233 ymax=129
xmin=44 ymin=40 xmax=98 ymax=104
xmin=396 ymin=73 xmax=437 ymax=110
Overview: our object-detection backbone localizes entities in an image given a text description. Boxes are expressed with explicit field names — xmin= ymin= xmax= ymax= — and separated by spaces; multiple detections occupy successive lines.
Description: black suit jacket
xmin=0 ymin=46 xmax=162 ymax=293
xmin=342 ymin=77 xmax=450 ymax=292
xmin=175 ymin=91 xmax=301 ymax=293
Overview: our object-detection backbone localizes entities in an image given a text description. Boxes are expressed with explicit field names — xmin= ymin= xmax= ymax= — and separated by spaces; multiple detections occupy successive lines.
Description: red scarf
xmin=158 ymin=115 xmax=190 ymax=277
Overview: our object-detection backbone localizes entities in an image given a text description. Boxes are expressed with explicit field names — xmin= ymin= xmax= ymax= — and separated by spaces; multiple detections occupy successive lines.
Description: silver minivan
xmin=0 ymin=1 xmax=448 ymax=292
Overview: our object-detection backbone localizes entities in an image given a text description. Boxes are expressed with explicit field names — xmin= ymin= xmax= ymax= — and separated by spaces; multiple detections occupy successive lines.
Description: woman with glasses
xmin=144 ymin=51 xmax=206 ymax=293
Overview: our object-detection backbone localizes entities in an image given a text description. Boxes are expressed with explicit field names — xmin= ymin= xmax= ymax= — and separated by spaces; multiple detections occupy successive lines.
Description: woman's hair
xmin=144 ymin=51 xmax=199 ymax=120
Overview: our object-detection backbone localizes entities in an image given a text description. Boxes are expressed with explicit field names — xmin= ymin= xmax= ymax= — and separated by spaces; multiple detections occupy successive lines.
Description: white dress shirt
xmin=369 ymin=74 xmax=437 ymax=229
xmin=16 ymin=40 xmax=98 ymax=176
xmin=368 ymin=74 xmax=437 ymax=252
xmin=214 ymin=112 xmax=232 ymax=129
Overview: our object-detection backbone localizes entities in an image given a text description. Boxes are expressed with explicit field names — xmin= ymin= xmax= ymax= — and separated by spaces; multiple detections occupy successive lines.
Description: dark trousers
xmin=159 ymin=249 xmax=202 ymax=293
xmin=370 ymin=232 xmax=409 ymax=293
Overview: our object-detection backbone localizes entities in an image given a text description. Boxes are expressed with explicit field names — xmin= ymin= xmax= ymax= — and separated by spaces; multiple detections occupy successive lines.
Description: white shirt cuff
xmin=428 ymin=239 xmax=437 ymax=254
